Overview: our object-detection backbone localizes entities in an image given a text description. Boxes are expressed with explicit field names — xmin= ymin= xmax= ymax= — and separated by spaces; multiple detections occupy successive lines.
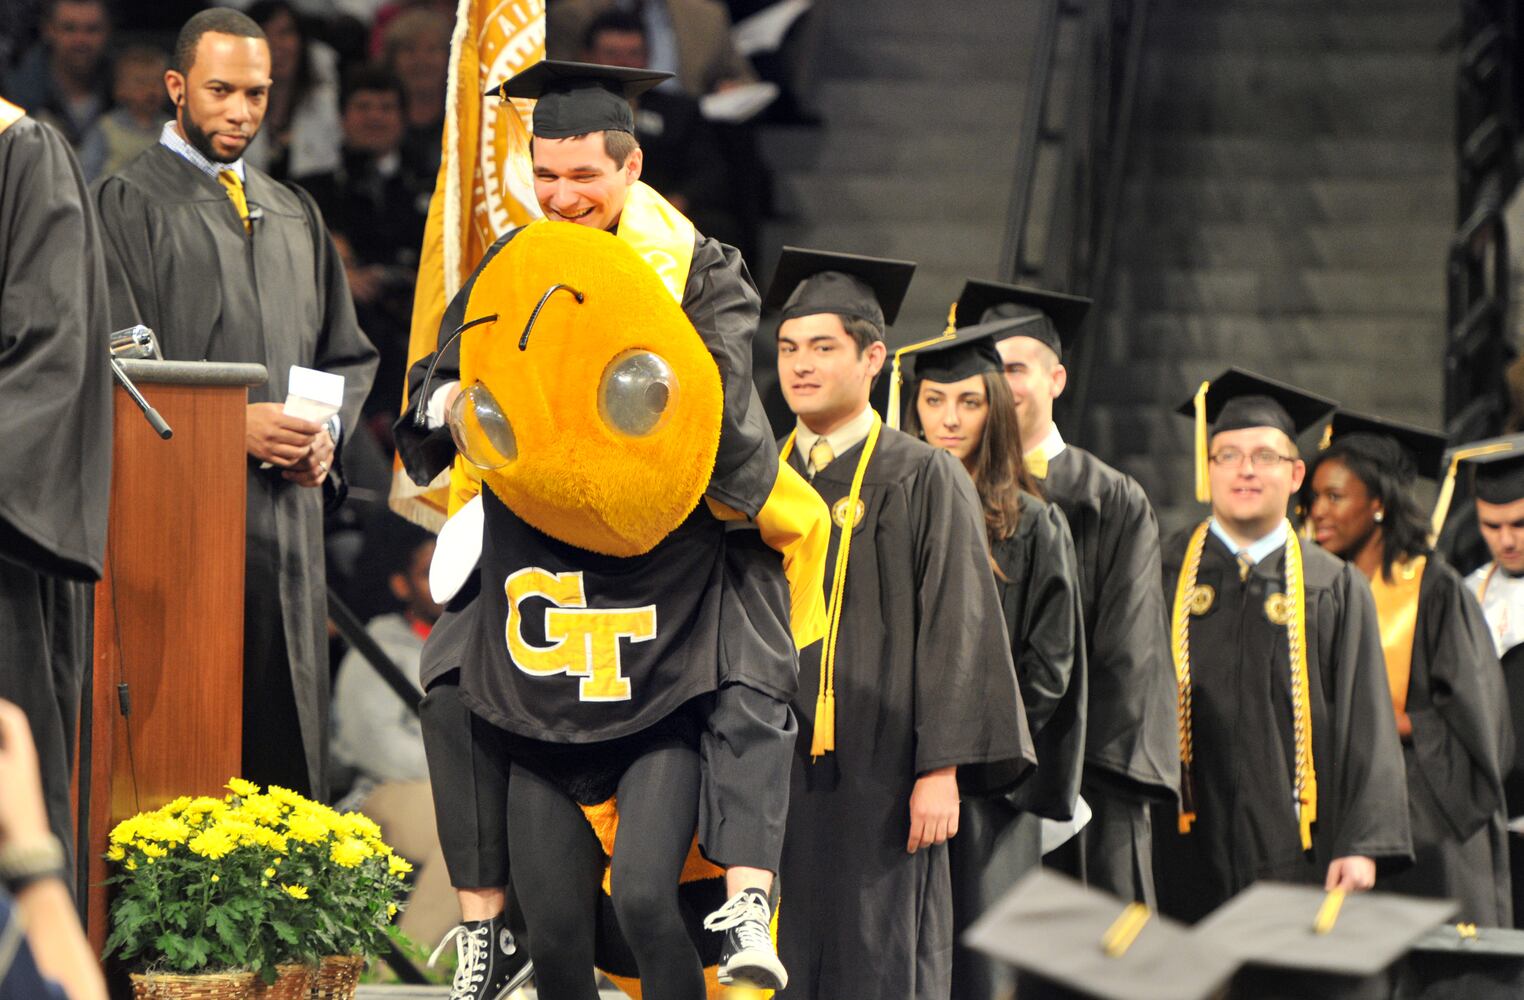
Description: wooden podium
xmin=81 ymin=359 xmax=266 ymax=950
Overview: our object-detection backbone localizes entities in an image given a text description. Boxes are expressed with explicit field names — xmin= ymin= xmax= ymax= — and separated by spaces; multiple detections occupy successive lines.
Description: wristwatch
xmin=0 ymin=835 xmax=67 ymax=893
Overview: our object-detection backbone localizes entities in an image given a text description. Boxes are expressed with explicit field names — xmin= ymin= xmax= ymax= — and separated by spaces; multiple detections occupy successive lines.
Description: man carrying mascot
xmin=394 ymin=61 xmax=829 ymax=1000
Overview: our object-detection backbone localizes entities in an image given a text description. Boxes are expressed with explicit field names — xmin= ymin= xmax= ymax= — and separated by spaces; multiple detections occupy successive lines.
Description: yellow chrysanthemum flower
xmin=387 ymin=903 xmax=398 ymax=918
xmin=140 ymin=842 xmax=168 ymax=859
xmin=264 ymin=867 xmax=277 ymax=879
xmin=125 ymin=859 xmax=137 ymax=871
xmin=188 ymin=827 xmax=238 ymax=860
xmin=281 ymin=883 xmax=309 ymax=900
xmin=225 ymin=777 xmax=260 ymax=798
xmin=238 ymin=794 xmax=282 ymax=826
xmin=387 ymin=854 xmax=413 ymax=877
xmin=266 ymin=785 xmax=307 ymax=808
xmin=106 ymin=844 xmax=125 ymax=862
xmin=330 ymin=837 xmax=370 ymax=869
xmin=160 ymin=796 xmax=193 ymax=815
xmin=210 ymin=874 xmax=220 ymax=883
xmin=285 ymin=813 xmax=327 ymax=845
xmin=109 ymin=815 xmax=144 ymax=846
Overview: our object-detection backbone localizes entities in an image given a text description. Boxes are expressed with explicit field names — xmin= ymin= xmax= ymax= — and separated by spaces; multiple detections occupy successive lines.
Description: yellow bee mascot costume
xmin=395 ymin=59 xmax=827 ymax=1000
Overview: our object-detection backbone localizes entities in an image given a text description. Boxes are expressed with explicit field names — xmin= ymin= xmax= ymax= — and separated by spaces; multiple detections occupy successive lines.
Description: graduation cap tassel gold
xmin=884 ymin=304 xmax=958 ymax=431
xmin=1430 ymin=442 xmax=1514 ymax=543
xmin=1312 ymin=890 xmax=1346 ymax=935
xmin=1193 ymin=380 xmax=1211 ymax=504
xmin=1100 ymin=903 xmax=1152 ymax=958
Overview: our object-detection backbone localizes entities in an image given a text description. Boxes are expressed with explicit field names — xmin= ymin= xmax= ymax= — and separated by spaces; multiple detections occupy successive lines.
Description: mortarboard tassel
xmin=1430 ymin=442 xmax=1514 ymax=544
xmin=1313 ymin=890 xmax=1346 ymax=935
xmin=885 ymin=304 xmax=958 ymax=430
xmin=1193 ymin=380 xmax=1211 ymax=504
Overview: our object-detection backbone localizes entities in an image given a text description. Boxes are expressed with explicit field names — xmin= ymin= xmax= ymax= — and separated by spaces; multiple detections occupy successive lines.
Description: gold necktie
xmin=1024 ymin=450 xmax=1048 ymax=480
xmin=808 ymin=438 xmax=834 ymax=478
xmin=218 ymin=169 xmax=251 ymax=233
xmin=1238 ymin=551 xmax=1255 ymax=581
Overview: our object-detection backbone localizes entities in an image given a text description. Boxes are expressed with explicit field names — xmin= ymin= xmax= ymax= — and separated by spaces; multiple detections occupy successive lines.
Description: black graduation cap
xmin=1460 ymin=435 xmax=1524 ymax=505
xmin=1193 ymin=883 xmax=1456 ymax=999
xmin=955 ymin=279 xmax=1092 ymax=358
xmin=1323 ymin=410 xmax=1450 ymax=482
xmin=764 ymin=246 xmax=917 ymax=336
xmin=494 ymin=60 xmax=672 ymax=139
xmin=908 ymin=318 xmax=1009 ymax=385
xmin=963 ymin=870 xmax=1239 ymax=1000
xmin=1399 ymin=922 xmax=1524 ymax=998
xmin=1425 ymin=434 xmax=1524 ymax=541
xmin=1175 ymin=368 xmax=1338 ymax=504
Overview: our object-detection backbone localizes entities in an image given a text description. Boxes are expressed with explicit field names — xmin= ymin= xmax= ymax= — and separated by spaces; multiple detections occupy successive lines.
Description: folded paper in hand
xmin=259 ymin=365 xmax=346 ymax=468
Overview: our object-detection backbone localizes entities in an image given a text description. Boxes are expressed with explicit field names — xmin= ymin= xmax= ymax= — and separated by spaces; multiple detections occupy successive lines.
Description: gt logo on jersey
xmin=504 ymin=568 xmax=656 ymax=702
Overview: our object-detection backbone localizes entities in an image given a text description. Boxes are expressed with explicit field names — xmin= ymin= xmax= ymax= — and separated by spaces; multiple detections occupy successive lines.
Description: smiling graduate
xmin=1154 ymin=369 xmax=1411 ymax=924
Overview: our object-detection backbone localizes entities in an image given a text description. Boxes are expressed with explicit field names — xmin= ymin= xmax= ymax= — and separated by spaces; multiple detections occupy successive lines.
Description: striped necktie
xmin=808 ymin=438 xmax=834 ymax=478
xmin=218 ymin=169 xmax=251 ymax=233
xmin=1237 ymin=551 xmax=1255 ymax=581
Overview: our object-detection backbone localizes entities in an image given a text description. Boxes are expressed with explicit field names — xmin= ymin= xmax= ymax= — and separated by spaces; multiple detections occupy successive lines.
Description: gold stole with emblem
xmin=1171 ymin=520 xmax=1318 ymax=850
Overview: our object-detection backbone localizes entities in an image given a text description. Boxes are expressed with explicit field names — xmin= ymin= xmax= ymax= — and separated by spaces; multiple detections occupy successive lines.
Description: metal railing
xmin=998 ymin=0 xmax=1153 ymax=432
xmin=1445 ymin=0 xmax=1520 ymax=444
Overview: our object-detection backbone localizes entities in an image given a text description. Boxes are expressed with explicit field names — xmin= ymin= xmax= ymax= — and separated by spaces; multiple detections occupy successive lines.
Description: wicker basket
xmin=306 ymin=955 xmax=364 ymax=1000
xmin=129 ymin=971 xmax=257 ymax=999
xmin=252 ymin=963 xmax=314 ymax=1000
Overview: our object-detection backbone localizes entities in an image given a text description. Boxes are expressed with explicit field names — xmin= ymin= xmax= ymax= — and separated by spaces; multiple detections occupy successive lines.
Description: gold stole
xmin=1367 ymin=556 xmax=1425 ymax=730
xmin=1171 ymin=520 xmax=1318 ymax=850
xmin=780 ymin=416 xmax=883 ymax=757
xmin=0 ymin=97 xmax=27 ymax=135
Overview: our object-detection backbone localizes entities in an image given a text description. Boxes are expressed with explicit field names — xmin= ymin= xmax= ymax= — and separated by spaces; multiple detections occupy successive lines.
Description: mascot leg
xmin=507 ymin=759 xmax=606 ymax=1000
xmin=419 ymin=670 xmax=533 ymax=999
xmin=609 ymin=743 xmax=707 ymax=1000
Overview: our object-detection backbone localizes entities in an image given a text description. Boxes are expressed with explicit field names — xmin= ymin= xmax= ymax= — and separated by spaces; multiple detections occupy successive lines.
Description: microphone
xmin=106 ymin=326 xmax=173 ymax=440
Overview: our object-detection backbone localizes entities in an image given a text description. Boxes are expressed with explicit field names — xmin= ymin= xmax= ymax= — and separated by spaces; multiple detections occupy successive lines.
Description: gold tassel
xmin=1313 ymin=889 xmax=1345 ymax=935
xmin=885 ymin=304 xmax=959 ymax=431
xmin=1430 ymin=442 xmax=1514 ymax=544
xmin=1101 ymin=903 xmax=1152 ymax=958
xmin=1193 ymin=380 xmax=1211 ymax=504
xmin=809 ymin=690 xmax=834 ymax=756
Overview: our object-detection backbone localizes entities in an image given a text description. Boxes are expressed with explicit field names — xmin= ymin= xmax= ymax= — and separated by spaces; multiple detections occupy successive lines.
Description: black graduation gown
xmin=1380 ymin=557 xmax=1513 ymax=926
xmin=950 ymin=492 xmax=1086 ymax=1000
xmin=94 ymin=145 xmax=379 ymax=797
xmin=1154 ymin=530 xmax=1412 ymax=924
xmin=776 ymin=429 xmax=1035 ymax=1000
xmin=0 ymin=112 xmax=112 ymax=860
xmin=1039 ymin=445 xmax=1179 ymax=900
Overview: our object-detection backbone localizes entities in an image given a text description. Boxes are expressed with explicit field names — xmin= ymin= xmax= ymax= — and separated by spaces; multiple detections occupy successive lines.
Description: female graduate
xmin=1306 ymin=411 xmax=1513 ymax=925
xmin=902 ymin=321 xmax=1087 ymax=1000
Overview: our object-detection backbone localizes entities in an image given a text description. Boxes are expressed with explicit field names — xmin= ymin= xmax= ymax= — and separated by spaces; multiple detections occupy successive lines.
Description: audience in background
xmin=330 ymin=518 xmax=454 ymax=948
xmin=549 ymin=0 xmax=756 ymax=98
xmin=379 ymin=6 xmax=449 ymax=183
xmin=88 ymin=44 xmax=169 ymax=179
xmin=243 ymin=0 xmax=343 ymax=178
xmin=301 ymin=65 xmax=429 ymax=432
xmin=2 ymin=0 xmax=111 ymax=177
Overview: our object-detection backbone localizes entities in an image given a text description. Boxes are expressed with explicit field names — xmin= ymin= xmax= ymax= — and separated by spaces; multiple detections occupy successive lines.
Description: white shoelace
xmin=428 ymin=923 xmax=490 ymax=997
xmin=702 ymin=892 xmax=773 ymax=953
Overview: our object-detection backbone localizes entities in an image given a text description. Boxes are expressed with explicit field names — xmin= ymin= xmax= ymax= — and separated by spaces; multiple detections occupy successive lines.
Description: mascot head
xmin=446 ymin=222 xmax=722 ymax=557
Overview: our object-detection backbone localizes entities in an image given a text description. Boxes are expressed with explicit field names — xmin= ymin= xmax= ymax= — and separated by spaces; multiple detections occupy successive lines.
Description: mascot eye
xmin=599 ymin=350 xmax=678 ymax=437
xmin=449 ymin=382 xmax=518 ymax=469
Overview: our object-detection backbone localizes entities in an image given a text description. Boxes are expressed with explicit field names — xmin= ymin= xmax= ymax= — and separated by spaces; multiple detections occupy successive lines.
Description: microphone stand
xmin=109 ymin=356 xmax=173 ymax=440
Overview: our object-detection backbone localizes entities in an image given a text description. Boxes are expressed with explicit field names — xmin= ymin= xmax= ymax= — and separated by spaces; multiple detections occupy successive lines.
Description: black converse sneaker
xmin=428 ymin=914 xmax=534 ymax=1000
xmin=703 ymin=888 xmax=787 ymax=990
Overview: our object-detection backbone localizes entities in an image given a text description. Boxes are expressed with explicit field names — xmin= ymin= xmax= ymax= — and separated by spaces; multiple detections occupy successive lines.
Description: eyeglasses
xmin=1209 ymin=448 xmax=1297 ymax=469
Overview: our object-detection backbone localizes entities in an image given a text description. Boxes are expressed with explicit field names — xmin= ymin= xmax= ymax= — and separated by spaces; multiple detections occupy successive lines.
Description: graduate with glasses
xmin=1154 ymin=369 xmax=1411 ymax=923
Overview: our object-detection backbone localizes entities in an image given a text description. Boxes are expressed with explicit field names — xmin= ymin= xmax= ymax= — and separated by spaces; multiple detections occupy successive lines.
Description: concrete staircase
xmin=1079 ymin=0 xmax=1459 ymax=536
xmin=757 ymin=0 xmax=1040 ymax=343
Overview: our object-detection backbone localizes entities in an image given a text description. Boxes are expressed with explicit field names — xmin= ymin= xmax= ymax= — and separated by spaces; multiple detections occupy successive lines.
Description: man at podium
xmin=94 ymin=8 xmax=377 ymax=799
xmin=0 ymin=96 xmax=113 ymax=878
